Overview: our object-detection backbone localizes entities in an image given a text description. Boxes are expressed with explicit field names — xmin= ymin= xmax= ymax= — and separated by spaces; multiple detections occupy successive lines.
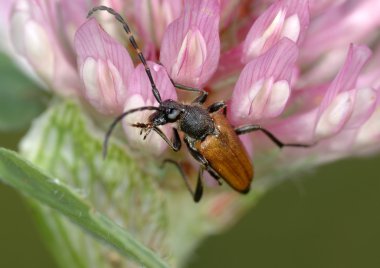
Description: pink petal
xmin=74 ymin=18 xmax=134 ymax=115
xmin=160 ymin=0 xmax=220 ymax=87
xmin=345 ymin=87 xmax=378 ymax=129
xmin=355 ymin=100 xmax=380 ymax=148
xmin=297 ymin=47 xmax=348 ymax=88
xmin=81 ymin=58 xmax=125 ymax=114
xmin=265 ymin=107 xmax=319 ymax=144
xmin=123 ymin=94 xmax=173 ymax=154
xmin=317 ymin=44 xmax=372 ymax=116
xmin=0 ymin=0 xmax=16 ymax=48
xmin=315 ymin=90 xmax=355 ymax=139
xmin=357 ymin=44 xmax=380 ymax=90
xmin=315 ymin=48 xmax=373 ymax=137
xmin=133 ymin=0 xmax=183 ymax=47
xmin=9 ymin=0 xmax=80 ymax=95
xmin=230 ymin=38 xmax=298 ymax=124
xmin=270 ymin=44 xmax=373 ymax=143
xmin=299 ymin=2 xmax=380 ymax=88
xmin=319 ymin=87 xmax=380 ymax=153
xmin=126 ymin=61 xmax=177 ymax=102
xmin=301 ymin=0 xmax=380 ymax=64
xmin=59 ymin=1 xmax=90 ymax=46
xmin=242 ymin=0 xmax=309 ymax=62
xmin=308 ymin=0 xmax=343 ymax=17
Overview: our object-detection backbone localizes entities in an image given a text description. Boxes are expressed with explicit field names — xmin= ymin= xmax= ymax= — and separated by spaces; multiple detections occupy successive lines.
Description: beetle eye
xmin=167 ymin=108 xmax=180 ymax=120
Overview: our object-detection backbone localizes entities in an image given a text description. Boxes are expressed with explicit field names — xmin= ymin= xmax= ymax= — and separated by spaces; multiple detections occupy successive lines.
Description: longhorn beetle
xmin=88 ymin=6 xmax=313 ymax=202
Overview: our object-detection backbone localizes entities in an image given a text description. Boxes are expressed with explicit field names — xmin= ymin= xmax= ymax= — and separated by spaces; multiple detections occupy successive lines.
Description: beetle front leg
xmin=153 ymin=127 xmax=182 ymax=151
xmin=162 ymin=159 xmax=204 ymax=202
xmin=235 ymin=125 xmax=315 ymax=148
xmin=132 ymin=124 xmax=181 ymax=151
xmin=171 ymin=81 xmax=208 ymax=104
xmin=157 ymin=63 xmax=208 ymax=104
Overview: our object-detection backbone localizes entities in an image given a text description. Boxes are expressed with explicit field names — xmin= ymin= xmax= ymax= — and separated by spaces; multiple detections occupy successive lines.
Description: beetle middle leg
xmin=207 ymin=101 xmax=227 ymax=115
xmin=184 ymin=137 xmax=223 ymax=186
xmin=162 ymin=159 xmax=204 ymax=202
xmin=204 ymin=166 xmax=223 ymax=186
xmin=235 ymin=125 xmax=315 ymax=148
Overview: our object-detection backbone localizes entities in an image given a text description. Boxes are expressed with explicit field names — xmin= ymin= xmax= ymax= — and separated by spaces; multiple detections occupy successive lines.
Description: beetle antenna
xmin=88 ymin=6 xmax=163 ymax=104
xmin=103 ymin=106 xmax=159 ymax=158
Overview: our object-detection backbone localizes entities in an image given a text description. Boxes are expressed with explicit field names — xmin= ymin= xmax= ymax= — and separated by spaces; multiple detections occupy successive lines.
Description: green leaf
xmin=0 ymin=148 xmax=168 ymax=268
xmin=0 ymin=53 xmax=48 ymax=131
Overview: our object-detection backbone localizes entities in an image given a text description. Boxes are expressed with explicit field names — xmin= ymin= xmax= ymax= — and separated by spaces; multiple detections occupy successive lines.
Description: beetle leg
xmin=191 ymin=91 xmax=208 ymax=104
xmin=205 ymin=167 xmax=223 ymax=186
xmin=132 ymin=122 xmax=149 ymax=127
xmin=194 ymin=167 xmax=204 ymax=202
xmin=184 ymin=137 xmax=209 ymax=165
xmin=235 ymin=125 xmax=315 ymax=148
xmin=207 ymin=101 xmax=227 ymax=115
xmin=184 ymin=136 xmax=223 ymax=186
xmin=153 ymin=127 xmax=182 ymax=151
xmin=132 ymin=124 xmax=181 ymax=151
xmin=162 ymin=159 xmax=204 ymax=202
xmin=131 ymin=122 xmax=150 ymax=137
xmin=170 ymin=80 xmax=208 ymax=104
xmin=155 ymin=64 xmax=207 ymax=103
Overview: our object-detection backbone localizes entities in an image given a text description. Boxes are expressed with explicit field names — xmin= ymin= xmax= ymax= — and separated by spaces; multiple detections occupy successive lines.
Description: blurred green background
xmin=1 ymin=53 xmax=380 ymax=268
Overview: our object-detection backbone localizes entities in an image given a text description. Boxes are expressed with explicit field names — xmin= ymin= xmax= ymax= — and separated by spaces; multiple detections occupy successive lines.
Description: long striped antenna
xmin=88 ymin=5 xmax=162 ymax=104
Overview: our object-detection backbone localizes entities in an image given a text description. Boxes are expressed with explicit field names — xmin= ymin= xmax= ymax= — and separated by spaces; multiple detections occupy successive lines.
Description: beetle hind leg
xmin=235 ymin=125 xmax=316 ymax=148
xmin=161 ymin=159 xmax=204 ymax=202
xmin=205 ymin=166 xmax=223 ymax=186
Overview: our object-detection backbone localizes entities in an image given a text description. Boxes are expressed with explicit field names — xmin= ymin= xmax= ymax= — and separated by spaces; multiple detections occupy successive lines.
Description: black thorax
xmin=179 ymin=105 xmax=215 ymax=140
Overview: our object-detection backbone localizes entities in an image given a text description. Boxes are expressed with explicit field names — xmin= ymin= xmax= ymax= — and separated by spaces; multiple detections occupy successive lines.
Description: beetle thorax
xmin=179 ymin=105 xmax=215 ymax=140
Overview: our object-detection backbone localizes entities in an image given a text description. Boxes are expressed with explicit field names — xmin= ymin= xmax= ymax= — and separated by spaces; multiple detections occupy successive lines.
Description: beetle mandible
xmin=88 ymin=6 xmax=313 ymax=202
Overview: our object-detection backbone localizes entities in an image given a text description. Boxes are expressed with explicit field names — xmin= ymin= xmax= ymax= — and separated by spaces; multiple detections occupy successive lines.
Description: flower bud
xmin=74 ymin=18 xmax=134 ymax=115
xmin=242 ymin=0 xmax=309 ymax=62
xmin=356 ymin=103 xmax=380 ymax=149
xmin=8 ymin=0 xmax=81 ymax=95
xmin=313 ymin=45 xmax=372 ymax=138
xmin=133 ymin=0 xmax=182 ymax=47
xmin=230 ymin=38 xmax=298 ymax=124
xmin=299 ymin=0 xmax=380 ymax=87
xmin=160 ymin=0 xmax=220 ymax=87
xmin=269 ymin=44 xmax=373 ymax=145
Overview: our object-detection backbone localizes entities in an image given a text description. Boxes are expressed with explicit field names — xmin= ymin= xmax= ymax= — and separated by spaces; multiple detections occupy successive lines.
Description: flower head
xmin=2 ymin=0 xmax=380 ymax=267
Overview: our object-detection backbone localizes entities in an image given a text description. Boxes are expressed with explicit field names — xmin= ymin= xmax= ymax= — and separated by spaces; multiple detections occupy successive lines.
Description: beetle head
xmin=149 ymin=99 xmax=184 ymax=126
